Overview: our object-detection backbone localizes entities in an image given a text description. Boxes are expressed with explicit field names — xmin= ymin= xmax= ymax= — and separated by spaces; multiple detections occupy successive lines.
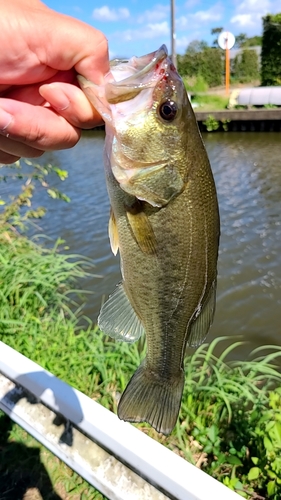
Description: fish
xmin=78 ymin=45 xmax=220 ymax=435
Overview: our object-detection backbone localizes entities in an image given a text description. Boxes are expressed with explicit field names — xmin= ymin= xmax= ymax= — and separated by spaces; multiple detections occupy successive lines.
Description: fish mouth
xmin=77 ymin=45 xmax=172 ymax=120
xmin=104 ymin=45 xmax=170 ymax=104
xmin=109 ymin=45 xmax=168 ymax=82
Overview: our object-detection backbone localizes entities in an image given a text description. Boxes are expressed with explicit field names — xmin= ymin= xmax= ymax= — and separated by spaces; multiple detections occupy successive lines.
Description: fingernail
xmin=0 ymin=109 xmax=12 ymax=132
xmin=40 ymin=84 xmax=70 ymax=111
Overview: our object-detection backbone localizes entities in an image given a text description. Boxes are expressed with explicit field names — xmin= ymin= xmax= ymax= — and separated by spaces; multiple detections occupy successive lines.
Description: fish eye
xmin=158 ymin=100 xmax=178 ymax=121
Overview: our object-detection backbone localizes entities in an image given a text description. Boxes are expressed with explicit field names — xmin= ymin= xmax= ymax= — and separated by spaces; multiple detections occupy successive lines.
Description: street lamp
xmin=218 ymin=31 xmax=236 ymax=95
xmin=171 ymin=0 xmax=177 ymax=68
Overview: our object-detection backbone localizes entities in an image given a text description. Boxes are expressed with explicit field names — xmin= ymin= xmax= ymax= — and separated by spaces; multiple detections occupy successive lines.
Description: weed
xmin=203 ymin=115 xmax=220 ymax=132
xmin=192 ymin=94 xmax=229 ymax=111
xmin=1 ymin=167 xmax=281 ymax=498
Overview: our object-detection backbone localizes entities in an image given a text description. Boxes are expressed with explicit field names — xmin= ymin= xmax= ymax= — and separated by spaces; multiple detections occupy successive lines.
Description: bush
xmin=183 ymin=74 xmax=209 ymax=92
xmin=177 ymin=43 xmax=222 ymax=88
xmin=261 ymin=13 xmax=281 ymax=86
xmin=180 ymin=340 xmax=281 ymax=499
xmin=233 ymin=49 xmax=260 ymax=82
xmin=0 ymin=159 xmax=69 ymax=231
xmin=200 ymin=48 xmax=222 ymax=87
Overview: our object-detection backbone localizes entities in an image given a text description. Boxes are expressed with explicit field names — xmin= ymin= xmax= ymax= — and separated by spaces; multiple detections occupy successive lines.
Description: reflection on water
xmin=4 ymin=130 xmax=281 ymax=359
xmin=204 ymin=133 xmax=281 ymax=356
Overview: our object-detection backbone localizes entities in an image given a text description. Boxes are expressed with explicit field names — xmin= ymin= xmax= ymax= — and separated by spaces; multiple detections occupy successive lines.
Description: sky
xmin=45 ymin=0 xmax=281 ymax=58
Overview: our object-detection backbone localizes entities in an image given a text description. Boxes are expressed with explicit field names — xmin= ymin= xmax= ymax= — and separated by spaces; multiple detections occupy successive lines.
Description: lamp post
xmin=218 ymin=31 xmax=235 ymax=96
xmin=171 ymin=0 xmax=177 ymax=68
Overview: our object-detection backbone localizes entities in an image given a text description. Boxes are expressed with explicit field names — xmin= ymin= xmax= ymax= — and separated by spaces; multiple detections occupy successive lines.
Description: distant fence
xmin=0 ymin=341 xmax=241 ymax=500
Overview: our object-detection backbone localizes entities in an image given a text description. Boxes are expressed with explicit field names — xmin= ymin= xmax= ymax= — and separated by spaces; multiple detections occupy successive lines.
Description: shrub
xmin=261 ymin=13 xmax=281 ymax=86
xmin=233 ymin=49 xmax=260 ymax=82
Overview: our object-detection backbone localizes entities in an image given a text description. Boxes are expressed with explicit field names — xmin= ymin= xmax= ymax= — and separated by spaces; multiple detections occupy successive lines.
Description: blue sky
xmin=45 ymin=0 xmax=280 ymax=57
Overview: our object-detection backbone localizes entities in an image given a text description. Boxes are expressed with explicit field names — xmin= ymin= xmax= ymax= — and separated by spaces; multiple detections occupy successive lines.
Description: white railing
xmin=0 ymin=341 xmax=241 ymax=500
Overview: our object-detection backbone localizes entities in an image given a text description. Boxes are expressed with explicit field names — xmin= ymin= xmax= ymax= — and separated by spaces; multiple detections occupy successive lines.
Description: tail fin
xmin=117 ymin=362 xmax=185 ymax=435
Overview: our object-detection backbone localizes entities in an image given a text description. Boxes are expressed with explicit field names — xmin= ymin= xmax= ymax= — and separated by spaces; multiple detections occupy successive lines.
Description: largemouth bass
xmin=78 ymin=45 xmax=220 ymax=435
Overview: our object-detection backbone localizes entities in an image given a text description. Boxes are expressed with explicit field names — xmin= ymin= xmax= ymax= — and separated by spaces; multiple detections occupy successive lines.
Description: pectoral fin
xmin=187 ymin=279 xmax=217 ymax=348
xmin=108 ymin=208 xmax=119 ymax=256
xmin=126 ymin=201 xmax=157 ymax=255
xmin=98 ymin=282 xmax=144 ymax=343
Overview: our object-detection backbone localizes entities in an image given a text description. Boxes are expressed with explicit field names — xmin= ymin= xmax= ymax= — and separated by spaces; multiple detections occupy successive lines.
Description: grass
xmin=1 ymin=229 xmax=281 ymax=499
xmin=181 ymin=75 xmax=229 ymax=111
xmin=191 ymin=94 xmax=229 ymax=111
xmin=183 ymin=75 xmax=209 ymax=93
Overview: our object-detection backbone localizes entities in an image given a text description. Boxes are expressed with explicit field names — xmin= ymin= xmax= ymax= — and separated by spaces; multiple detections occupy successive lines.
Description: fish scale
xmin=78 ymin=45 xmax=220 ymax=435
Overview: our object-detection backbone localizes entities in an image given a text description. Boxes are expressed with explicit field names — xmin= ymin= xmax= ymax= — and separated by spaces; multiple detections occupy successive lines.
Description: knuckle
xmin=62 ymin=128 xmax=80 ymax=149
xmin=24 ymin=118 xmax=80 ymax=151
xmin=24 ymin=121 xmax=46 ymax=145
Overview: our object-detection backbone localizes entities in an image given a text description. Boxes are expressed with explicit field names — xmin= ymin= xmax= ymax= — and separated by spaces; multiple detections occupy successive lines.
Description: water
xmin=203 ymin=133 xmax=281 ymax=357
xmin=3 ymin=130 xmax=281 ymax=359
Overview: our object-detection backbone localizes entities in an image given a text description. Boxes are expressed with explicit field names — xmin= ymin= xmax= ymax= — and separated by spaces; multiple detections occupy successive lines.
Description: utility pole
xmin=218 ymin=31 xmax=235 ymax=96
xmin=171 ymin=0 xmax=177 ymax=68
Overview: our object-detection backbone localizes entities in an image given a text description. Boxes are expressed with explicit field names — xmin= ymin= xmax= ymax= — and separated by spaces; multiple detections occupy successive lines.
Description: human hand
xmin=0 ymin=0 xmax=109 ymax=164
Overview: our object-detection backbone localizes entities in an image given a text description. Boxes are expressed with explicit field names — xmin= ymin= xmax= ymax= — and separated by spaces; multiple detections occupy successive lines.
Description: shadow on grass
xmin=0 ymin=370 xmax=86 ymax=500
xmin=0 ymin=413 xmax=62 ymax=500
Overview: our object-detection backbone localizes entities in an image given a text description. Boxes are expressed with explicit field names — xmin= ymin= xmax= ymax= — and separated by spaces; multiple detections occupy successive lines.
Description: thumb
xmin=34 ymin=5 xmax=109 ymax=83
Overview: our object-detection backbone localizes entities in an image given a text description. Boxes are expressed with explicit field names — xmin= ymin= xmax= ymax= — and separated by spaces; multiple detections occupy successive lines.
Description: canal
xmin=3 ymin=130 xmax=281 ymax=359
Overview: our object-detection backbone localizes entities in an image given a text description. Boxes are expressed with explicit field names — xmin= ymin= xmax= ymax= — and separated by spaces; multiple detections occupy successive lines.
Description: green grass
xmin=183 ymin=74 xmax=209 ymax=93
xmin=192 ymin=94 xmax=229 ymax=111
xmin=1 ymin=230 xmax=281 ymax=499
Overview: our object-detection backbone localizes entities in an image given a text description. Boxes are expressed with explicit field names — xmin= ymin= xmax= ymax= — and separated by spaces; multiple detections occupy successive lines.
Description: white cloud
xmin=137 ymin=4 xmax=169 ymax=24
xmin=144 ymin=21 xmax=170 ymax=38
xmin=176 ymin=35 xmax=194 ymax=50
xmin=92 ymin=6 xmax=130 ymax=22
xmin=231 ymin=14 xmax=256 ymax=27
xmin=177 ymin=4 xmax=223 ymax=30
xmin=185 ymin=0 xmax=201 ymax=7
xmin=119 ymin=21 xmax=170 ymax=42
xmin=193 ymin=9 xmax=222 ymax=22
xmin=230 ymin=0 xmax=280 ymax=31
xmin=235 ymin=0 xmax=271 ymax=13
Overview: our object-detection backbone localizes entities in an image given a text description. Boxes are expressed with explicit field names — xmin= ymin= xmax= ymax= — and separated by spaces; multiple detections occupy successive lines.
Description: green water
xmin=3 ymin=130 xmax=280 ymax=359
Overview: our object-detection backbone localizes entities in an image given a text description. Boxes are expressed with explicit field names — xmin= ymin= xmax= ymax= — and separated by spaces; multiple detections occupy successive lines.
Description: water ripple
xmin=4 ymin=130 xmax=280 ymax=357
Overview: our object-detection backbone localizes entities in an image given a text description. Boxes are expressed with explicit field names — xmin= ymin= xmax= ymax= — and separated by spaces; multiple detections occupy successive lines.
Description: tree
xmin=243 ymin=35 xmax=262 ymax=47
xmin=186 ymin=40 xmax=209 ymax=54
xmin=177 ymin=40 xmax=208 ymax=77
xmin=235 ymin=33 xmax=247 ymax=48
xmin=261 ymin=13 xmax=281 ymax=86
xmin=233 ymin=50 xmax=260 ymax=82
xmin=200 ymin=48 xmax=223 ymax=87
xmin=177 ymin=40 xmax=222 ymax=87
xmin=234 ymin=33 xmax=262 ymax=49
xmin=211 ymin=27 xmax=223 ymax=47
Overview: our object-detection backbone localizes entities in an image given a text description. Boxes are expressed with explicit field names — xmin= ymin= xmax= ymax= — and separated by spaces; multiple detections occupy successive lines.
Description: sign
xmin=218 ymin=32 xmax=236 ymax=50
